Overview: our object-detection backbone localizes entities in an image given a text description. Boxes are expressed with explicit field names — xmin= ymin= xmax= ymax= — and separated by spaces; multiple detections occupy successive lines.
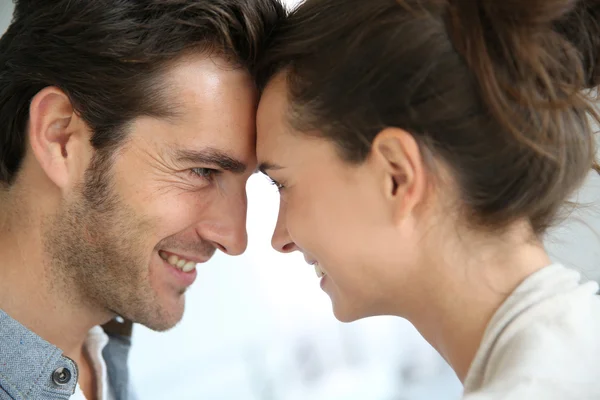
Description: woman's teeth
xmin=159 ymin=251 xmax=196 ymax=273
xmin=314 ymin=263 xmax=326 ymax=278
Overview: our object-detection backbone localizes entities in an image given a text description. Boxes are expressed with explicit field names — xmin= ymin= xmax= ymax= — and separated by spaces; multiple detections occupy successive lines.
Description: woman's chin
xmin=331 ymin=299 xmax=370 ymax=323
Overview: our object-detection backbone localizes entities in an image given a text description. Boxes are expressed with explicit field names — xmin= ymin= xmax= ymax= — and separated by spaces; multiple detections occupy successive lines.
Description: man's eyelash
xmin=190 ymin=168 xmax=219 ymax=181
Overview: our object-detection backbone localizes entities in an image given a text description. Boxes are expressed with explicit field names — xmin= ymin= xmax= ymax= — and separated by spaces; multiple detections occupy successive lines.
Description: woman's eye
xmin=268 ymin=177 xmax=285 ymax=191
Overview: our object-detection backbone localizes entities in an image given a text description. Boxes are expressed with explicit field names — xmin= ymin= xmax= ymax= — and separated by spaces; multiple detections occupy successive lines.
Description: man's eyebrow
xmin=257 ymin=162 xmax=283 ymax=175
xmin=174 ymin=148 xmax=247 ymax=174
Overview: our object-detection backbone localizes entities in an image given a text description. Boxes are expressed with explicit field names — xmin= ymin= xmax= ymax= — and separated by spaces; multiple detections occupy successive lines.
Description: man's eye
xmin=190 ymin=168 xmax=219 ymax=181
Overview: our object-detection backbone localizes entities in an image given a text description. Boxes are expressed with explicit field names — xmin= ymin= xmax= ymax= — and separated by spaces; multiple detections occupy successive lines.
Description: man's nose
xmin=199 ymin=189 xmax=249 ymax=256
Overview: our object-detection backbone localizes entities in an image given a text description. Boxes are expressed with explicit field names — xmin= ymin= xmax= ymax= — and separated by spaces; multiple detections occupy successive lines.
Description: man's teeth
xmin=159 ymin=251 xmax=196 ymax=273
xmin=314 ymin=263 xmax=326 ymax=278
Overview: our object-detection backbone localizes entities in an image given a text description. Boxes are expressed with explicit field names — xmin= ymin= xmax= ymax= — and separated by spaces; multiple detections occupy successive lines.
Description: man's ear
xmin=370 ymin=127 xmax=428 ymax=224
xmin=28 ymin=87 xmax=90 ymax=190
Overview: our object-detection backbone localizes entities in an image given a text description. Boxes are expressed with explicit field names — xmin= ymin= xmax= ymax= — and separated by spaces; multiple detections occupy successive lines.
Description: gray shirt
xmin=0 ymin=310 xmax=133 ymax=400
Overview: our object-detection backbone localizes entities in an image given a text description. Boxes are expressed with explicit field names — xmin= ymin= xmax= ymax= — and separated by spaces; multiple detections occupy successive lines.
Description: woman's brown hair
xmin=258 ymin=0 xmax=600 ymax=234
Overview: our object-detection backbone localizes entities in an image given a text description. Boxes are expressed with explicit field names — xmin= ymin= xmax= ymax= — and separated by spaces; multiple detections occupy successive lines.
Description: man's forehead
xmin=126 ymin=114 xmax=257 ymax=173
xmin=164 ymin=54 xmax=253 ymax=97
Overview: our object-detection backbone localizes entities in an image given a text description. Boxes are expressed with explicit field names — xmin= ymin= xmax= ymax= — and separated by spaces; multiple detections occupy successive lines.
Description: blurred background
xmin=1 ymin=0 xmax=599 ymax=399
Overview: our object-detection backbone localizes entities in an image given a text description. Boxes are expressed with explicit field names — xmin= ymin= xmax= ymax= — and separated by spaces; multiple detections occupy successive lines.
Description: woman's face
xmin=256 ymin=75 xmax=431 ymax=322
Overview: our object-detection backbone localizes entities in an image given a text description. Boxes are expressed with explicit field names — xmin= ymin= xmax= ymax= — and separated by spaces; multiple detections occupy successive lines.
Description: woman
xmin=255 ymin=0 xmax=600 ymax=398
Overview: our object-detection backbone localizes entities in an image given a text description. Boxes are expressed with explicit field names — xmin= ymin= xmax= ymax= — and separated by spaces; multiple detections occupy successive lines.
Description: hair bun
xmin=479 ymin=0 xmax=581 ymax=27
xmin=553 ymin=0 xmax=600 ymax=88
xmin=448 ymin=0 xmax=600 ymax=92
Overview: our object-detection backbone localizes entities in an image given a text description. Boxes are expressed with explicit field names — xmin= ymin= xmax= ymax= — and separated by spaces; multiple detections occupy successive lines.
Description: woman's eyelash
xmin=268 ymin=177 xmax=284 ymax=191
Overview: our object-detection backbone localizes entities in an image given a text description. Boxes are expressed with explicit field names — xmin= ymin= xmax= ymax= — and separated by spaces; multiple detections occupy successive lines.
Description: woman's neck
xmin=400 ymin=223 xmax=552 ymax=381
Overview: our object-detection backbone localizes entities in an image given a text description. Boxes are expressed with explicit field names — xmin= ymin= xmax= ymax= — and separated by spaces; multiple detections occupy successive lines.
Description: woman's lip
xmin=303 ymin=255 xmax=326 ymax=277
xmin=303 ymin=255 xmax=318 ymax=265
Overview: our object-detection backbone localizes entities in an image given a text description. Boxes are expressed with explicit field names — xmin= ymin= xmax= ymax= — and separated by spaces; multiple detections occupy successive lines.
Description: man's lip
xmin=159 ymin=249 xmax=211 ymax=264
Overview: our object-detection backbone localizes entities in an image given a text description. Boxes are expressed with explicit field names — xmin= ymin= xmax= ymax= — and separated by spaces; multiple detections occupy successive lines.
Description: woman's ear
xmin=370 ymin=127 xmax=428 ymax=225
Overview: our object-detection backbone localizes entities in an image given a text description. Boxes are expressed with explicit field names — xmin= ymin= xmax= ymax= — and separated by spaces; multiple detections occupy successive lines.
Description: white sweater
xmin=463 ymin=264 xmax=600 ymax=400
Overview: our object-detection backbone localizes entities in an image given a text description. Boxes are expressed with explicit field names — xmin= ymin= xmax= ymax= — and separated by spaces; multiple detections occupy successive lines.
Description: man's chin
xmin=139 ymin=312 xmax=184 ymax=332
xmin=122 ymin=301 xmax=185 ymax=332
xmin=144 ymin=320 xmax=180 ymax=332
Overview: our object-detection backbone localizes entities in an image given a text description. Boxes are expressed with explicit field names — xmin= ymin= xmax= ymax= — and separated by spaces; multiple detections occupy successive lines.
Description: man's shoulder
xmin=0 ymin=386 xmax=15 ymax=400
xmin=0 ymin=311 xmax=136 ymax=400
xmin=0 ymin=310 xmax=78 ymax=400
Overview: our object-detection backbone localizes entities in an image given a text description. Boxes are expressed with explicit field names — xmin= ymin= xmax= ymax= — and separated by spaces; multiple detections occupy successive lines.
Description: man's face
xmin=45 ymin=55 xmax=257 ymax=331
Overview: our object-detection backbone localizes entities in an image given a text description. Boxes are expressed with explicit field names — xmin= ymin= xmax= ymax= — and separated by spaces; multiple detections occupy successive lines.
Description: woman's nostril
xmin=282 ymin=243 xmax=296 ymax=253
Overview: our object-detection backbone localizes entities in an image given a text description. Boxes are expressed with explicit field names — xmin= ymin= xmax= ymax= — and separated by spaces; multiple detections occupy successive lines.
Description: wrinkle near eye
xmin=125 ymin=139 xmax=241 ymax=202
xmin=128 ymin=140 xmax=183 ymax=176
xmin=143 ymin=177 xmax=206 ymax=201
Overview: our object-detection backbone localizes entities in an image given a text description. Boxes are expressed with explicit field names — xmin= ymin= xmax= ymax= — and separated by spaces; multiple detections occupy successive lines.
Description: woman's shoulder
xmin=463 ymin=264 xmax=600 ymax=399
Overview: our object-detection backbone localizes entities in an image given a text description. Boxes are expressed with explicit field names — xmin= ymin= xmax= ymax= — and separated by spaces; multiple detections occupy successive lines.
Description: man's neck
xmin=0 ymin=209 xmax=111 ymax=358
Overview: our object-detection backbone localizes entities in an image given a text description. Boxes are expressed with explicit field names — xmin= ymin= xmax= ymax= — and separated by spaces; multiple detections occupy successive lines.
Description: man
xmin=0 ymin=0 xmax=284 ymax=399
